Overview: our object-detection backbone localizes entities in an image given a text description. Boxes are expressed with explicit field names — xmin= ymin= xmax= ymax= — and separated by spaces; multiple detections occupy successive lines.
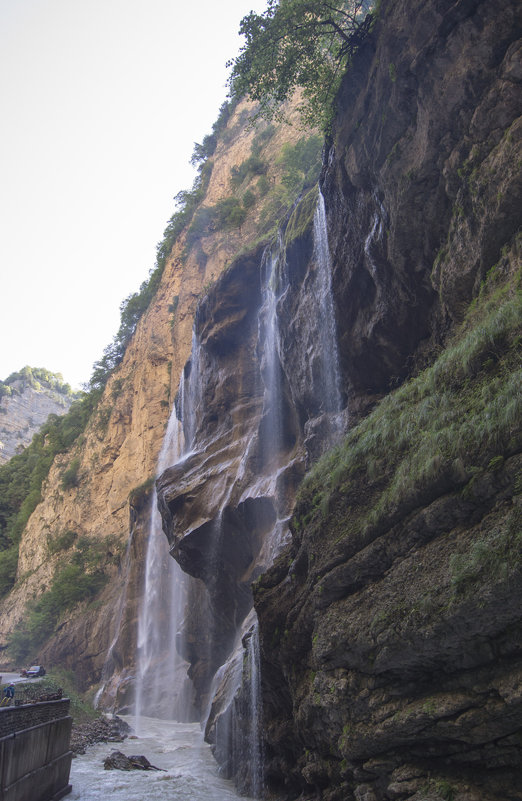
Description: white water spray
xmin=245 ymin=621 xmax=264 ymax=798
xmin=135 ymin=390 xmax=194 ymax=728
xmin=313 ymin=190 xmax=343 ymax=416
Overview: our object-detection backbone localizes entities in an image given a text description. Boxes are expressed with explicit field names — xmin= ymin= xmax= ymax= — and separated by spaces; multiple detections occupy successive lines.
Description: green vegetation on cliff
xmin=0 ymin=390 xmax=100 ymax=596
xmin=89 ymin=100 xmax=236 ymax=392
xmin=0 ymin=366 xmax=76 ymax=400
xmin=296 ymin=260 xmax=522 ymax=577
xmin=8 ymin=536 xmax=115 ymax=662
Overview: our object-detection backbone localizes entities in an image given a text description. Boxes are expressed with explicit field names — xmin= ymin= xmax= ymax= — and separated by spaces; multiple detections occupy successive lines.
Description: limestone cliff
xmin=0 ymin=97 xmax=309 ymax=696
xmin=0 ymin=370 xmax=73 ymax=465
xmin=0 ymin=2 xmax=520 ymax=800
xmin=154 ymin=1 xmax=521 ymax=792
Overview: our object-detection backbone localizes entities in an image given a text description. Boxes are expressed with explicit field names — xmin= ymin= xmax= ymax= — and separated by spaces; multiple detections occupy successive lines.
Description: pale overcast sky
xmin=0 ymin=0 xmax=265 ymax=389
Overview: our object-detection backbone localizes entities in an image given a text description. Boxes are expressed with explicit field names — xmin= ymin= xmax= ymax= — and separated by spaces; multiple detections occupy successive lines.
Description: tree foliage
xmin=8 ymin=537 xmax=111 ymax=662
xmin=227 ymin=0 xmax=375 ymax=130
xmin=0 ymin=366 xmax=77 ymax=400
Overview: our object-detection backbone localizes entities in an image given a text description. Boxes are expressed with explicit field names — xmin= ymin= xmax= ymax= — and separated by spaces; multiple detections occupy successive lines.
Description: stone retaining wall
xmin=0 ymin=699 xmax=72 ymax=801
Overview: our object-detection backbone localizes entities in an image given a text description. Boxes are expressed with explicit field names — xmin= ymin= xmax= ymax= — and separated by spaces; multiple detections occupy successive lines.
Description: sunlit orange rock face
xmin=0 ymin=97 xmax=307 ymax=697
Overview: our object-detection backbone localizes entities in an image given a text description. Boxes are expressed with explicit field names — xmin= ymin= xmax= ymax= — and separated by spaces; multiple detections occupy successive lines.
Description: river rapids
xmin=68 ymin=716 xmax=254 ymax=801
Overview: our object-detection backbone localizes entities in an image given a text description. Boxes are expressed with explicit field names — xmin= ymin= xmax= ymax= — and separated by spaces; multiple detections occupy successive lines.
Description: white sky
xmin=0 ymin=0 xmax=265 ymax=389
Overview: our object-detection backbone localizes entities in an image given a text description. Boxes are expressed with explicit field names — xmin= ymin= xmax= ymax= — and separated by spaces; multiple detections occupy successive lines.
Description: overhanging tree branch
xmin=227 ymin=0 xmax=376 ymax=131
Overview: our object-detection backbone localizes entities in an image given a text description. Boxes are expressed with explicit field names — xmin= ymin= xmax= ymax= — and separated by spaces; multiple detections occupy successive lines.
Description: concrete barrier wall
xmin=0 ymin=701 xmax=70 ymax=739
xmin=0 ymin=700 xmax=72 ymax=801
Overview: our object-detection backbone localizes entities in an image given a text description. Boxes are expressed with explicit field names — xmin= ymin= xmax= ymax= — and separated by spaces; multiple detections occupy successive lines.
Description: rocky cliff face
xmin=0 ymin=376 xmax=72 ymax=465
xmin=1 ymin=1 xmax=520 ymax=798
xmin=323 ymin=0 xmax=522 ymax=416
xmin=251 ymin=1 xmax=522 ymax=799
xmin=0 ymin=99 xmax=308 ymax=700
xmin=155 ymin=191 xmax=351 ymax=791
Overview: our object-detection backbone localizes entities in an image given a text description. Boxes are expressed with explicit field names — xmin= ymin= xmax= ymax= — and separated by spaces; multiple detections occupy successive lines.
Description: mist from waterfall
xmin=93 ymin=521 xmax=137 ymax=710
xmin=134 ymin=384 xmax=195 ymax=728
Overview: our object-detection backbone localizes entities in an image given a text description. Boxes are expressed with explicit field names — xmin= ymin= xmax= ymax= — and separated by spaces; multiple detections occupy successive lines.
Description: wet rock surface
xmin=103 ymin=750 xmax=163 ymax=771
xmin=152 ymin=0 xmax=522 ymax=795
xmin=323 ymin=0 xmax=522 ymax=418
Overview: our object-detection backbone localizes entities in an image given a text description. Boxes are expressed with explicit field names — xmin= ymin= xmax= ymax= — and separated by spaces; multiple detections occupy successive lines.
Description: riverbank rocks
xmin=70 ymin=715 xmax=130 ymax=755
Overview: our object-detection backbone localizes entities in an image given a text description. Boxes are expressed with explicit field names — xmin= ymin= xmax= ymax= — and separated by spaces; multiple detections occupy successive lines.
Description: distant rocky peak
xmin=0 ymin=366 xmax=75 ymax=464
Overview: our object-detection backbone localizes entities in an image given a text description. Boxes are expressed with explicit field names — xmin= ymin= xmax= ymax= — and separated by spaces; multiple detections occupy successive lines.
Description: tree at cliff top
xmin=227 ymin=0 xmax=375 ymax=130
xmin=0 ymin=366 xmax=77 ymax=400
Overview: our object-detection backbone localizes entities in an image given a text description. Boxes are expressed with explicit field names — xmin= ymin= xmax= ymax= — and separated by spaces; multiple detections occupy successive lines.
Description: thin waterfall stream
xmin=135 ymin=385 xmax=194 ymax=727
xmin=313 ymin=190 xmax=343 ymax=416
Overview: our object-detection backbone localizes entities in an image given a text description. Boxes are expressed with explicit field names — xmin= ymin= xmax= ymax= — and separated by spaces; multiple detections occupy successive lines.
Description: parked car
xmin=24 ymin=665 xmax=46 ymax=678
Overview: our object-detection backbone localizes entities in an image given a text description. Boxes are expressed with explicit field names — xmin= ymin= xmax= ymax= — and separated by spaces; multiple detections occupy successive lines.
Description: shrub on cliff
xmin=8 ymin=539 xmax=111 ymax=662
xmin=0 ymin=391 xmax=99 ymax=597
xmin=61 ymin=457 xmax=81 ymax=490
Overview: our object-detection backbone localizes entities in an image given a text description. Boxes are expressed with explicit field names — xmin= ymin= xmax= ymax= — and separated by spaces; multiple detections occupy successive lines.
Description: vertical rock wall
xmin=254 ymin=1 xmax=522 ymax=799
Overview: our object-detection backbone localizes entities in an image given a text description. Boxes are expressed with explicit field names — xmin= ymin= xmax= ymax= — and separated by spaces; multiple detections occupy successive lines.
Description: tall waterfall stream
xmin=88 ymin=191 xmax=342 ymax=798
xmin=135 ymin=380 xmax=194 ymax=726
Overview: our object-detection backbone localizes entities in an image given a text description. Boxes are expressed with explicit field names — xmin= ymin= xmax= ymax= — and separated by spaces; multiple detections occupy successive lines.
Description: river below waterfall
xmin=69 ymin=716 xmax=254 ymax=801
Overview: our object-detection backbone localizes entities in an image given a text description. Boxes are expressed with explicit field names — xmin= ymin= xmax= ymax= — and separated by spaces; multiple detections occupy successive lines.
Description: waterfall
xmin=364 ymin=190 xmax=386 ymax=276
xmin=134 ymin=388 xmax=194 ymax=728
xmin=313 ymin=190 xmax=343 ymax=416
xmin=211 ymin=236 xmax=291 ymax=796
xmin=245 ymin=621 xmax=264 ymax=798
xmin=258 ymin=238 xmax=287 ymax=467
xmin=129 ymin=194 xmax=342 ymax=793
xmin=184 ymin=328 xmax=203 ymax=448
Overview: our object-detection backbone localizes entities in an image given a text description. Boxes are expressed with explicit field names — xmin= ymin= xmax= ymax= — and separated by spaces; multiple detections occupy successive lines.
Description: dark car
xmin=25 ymin=665 xmax=46 ymax=678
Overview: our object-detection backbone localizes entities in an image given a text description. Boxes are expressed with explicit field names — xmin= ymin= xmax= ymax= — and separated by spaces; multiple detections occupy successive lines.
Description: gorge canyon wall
xmin=0 ymin=374 xmax=73 ymax=465
xmin=253 ymin=1 xmax=522 ymax=800
xmin=158 ymin=0 xmax=522 ymax=797
xmin=0 ymin=1 xmax=520 ymax=800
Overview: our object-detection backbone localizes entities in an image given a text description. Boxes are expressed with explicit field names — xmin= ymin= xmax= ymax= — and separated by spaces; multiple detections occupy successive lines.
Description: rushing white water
xmin=135 ymin=395 xmax=194 ymax=727
xmin=69 ymin=716 xmax=254 ymax=801
xmin=259 ymin=239 xmax=287 ymax=466
xmin=244 ymin=621 xmax=264 ymax=798
xmin=313 ymin=191 xmax=343 ymax=415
